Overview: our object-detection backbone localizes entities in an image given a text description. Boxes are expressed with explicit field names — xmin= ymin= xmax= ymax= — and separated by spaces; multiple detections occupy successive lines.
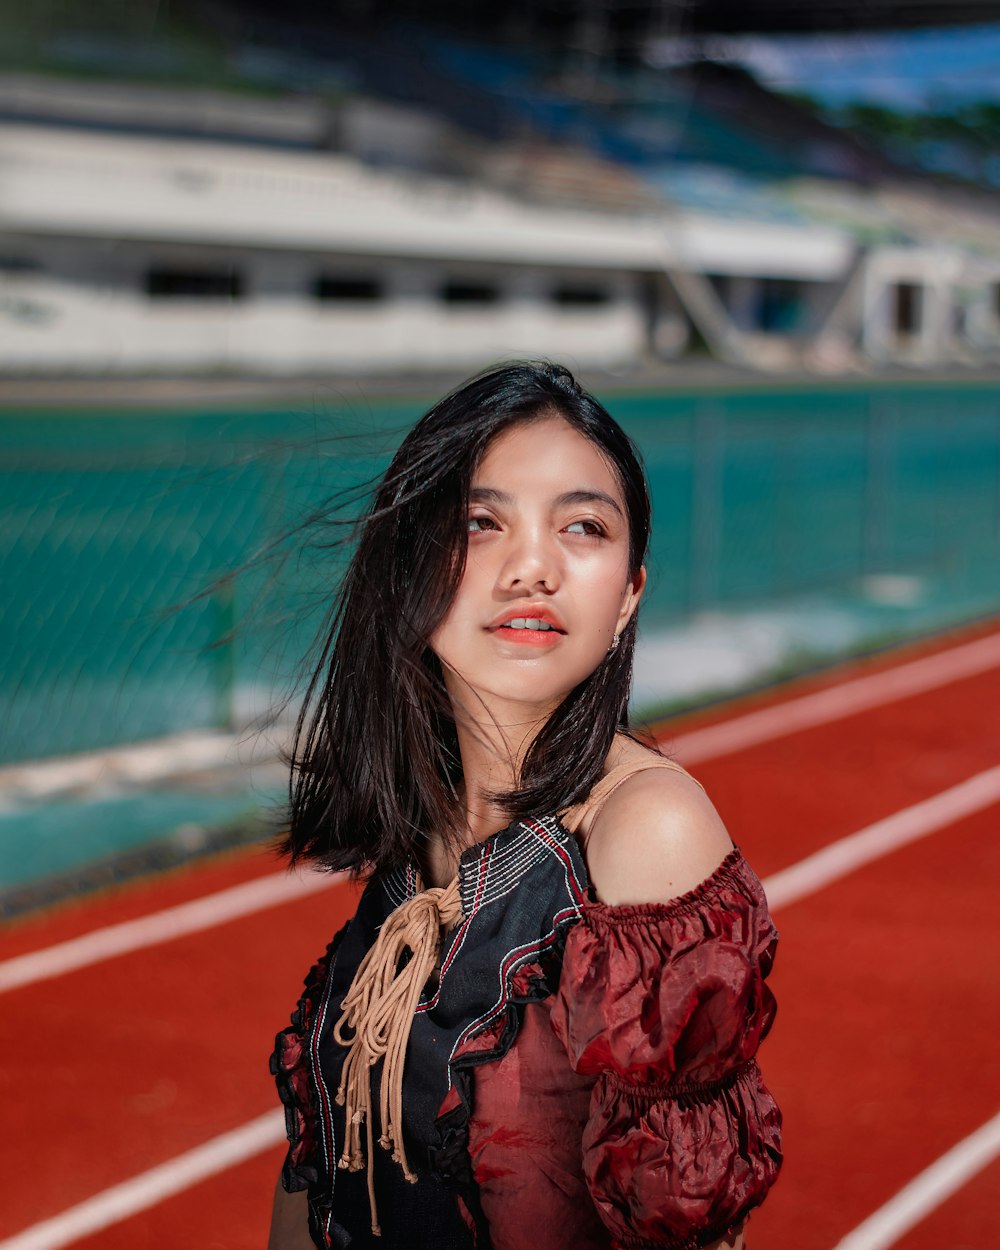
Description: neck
xmin=450 ymin=690 xmax=555 ymax=843
xmin=423 ymin=699 xmax=551 ymax=891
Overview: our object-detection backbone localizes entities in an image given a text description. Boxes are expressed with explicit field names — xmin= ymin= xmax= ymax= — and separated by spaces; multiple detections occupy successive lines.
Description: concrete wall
xmin=860 ymin=246 xmax=969 ymax=365
xmin=0 ymin=123 xmax=670 ymax=269
xmin=0 ymin=237 xmax=645 ymax=373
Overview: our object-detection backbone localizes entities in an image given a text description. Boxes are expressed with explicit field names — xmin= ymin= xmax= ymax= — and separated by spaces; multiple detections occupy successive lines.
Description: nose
xmin=497 ymin=524 xmax=561 ymax=594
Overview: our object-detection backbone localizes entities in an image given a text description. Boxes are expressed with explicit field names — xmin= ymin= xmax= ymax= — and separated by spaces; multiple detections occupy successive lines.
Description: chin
xmin=439 ymin=643 xmax=606 ymax=715
xmin=494 ymin=683 xmax=570 ymax=711
xmin=446 ymin=670 xmax=566 ymax=716
xmin=478 ymin=666 xmax=599 ymax=713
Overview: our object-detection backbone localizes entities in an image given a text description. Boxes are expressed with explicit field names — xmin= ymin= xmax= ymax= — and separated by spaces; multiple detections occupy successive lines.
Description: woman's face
xmin=430 ymin=414 xmax=645 ymax=725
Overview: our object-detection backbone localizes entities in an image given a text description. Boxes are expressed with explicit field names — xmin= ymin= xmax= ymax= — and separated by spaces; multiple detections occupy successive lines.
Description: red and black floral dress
xmin=272 ymin=761 xmax=782 ymax=1250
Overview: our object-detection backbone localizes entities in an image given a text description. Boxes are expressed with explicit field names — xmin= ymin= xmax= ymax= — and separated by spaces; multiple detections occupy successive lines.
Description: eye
xmin=565 ymin=519 xmax=605 ymax=537
xmin=467 ymin=515 xmax=499 ymax=534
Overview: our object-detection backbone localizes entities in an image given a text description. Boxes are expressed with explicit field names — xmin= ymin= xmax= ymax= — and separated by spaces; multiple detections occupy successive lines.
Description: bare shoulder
xmin=585 ymin=752 xmax=734 ymax=907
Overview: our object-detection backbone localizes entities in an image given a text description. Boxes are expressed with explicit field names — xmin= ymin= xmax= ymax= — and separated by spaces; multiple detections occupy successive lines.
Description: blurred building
xmin=1 ymin=28 xmax=999 ymax=375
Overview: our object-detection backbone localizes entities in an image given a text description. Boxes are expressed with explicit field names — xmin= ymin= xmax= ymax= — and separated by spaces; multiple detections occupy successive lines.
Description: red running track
xmin=2 ymin=618 xmax=998 ymax=1250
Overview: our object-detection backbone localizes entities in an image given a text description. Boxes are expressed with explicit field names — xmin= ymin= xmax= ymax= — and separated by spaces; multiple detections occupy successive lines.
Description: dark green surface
xmin=0 ymin=787 xmax=273 ymax=889
xmin=2 ymin=380 xmax=999 ymax=764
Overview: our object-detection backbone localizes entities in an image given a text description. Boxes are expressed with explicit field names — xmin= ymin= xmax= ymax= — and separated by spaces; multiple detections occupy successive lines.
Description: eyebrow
xmin=470 ymin=486 xmax=624 ymax=519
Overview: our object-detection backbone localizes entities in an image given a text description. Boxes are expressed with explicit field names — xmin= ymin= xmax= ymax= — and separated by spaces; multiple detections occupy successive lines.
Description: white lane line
xmin=830 ymin=1110 xmax=1000 ymax=1250
xmin=761 ymin=764 xmax=1000 ymax=909
xmin=0 ymin=1110 xmax=286 ymax=1250
xmin=4 ymin=762 xmax=998 ymax=996
xmin=4 ymin=632 xmax=999 ymax=804
xmin=666 ymin=630 xmax=1000 ymax=764
xmin=0 ymin=730 xmax=249 ymax=808
xmin=3 ymin=766 xmax=997 ymax=1249
xmin=0 ymin=866 xmax=345 ymax=994
xmin=3 ymin=632 xmax=997 ymax=990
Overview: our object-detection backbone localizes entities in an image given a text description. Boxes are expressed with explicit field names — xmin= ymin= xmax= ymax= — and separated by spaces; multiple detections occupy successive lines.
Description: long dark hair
xmin=281 ymin=361 xmax=652 ymax=878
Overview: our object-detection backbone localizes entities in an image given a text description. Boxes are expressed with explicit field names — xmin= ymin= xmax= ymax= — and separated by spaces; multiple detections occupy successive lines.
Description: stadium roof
xmin=561 ymin=1 xmax=1000 ymax=35
xmin=258 ymin=0 xmax=1000 ymax=37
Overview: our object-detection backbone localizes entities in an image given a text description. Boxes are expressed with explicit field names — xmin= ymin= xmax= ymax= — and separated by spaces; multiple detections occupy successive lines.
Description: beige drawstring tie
xmin=333 ymin=874 xmax=463 ymax=1236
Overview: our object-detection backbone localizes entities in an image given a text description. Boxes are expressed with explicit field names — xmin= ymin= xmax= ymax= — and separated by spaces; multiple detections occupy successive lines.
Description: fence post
xmin=689 ymin=398 xmax=725 ymax=612
xmin=213 ymin=579 xmax=236 ymax=732
xmin=863 ymin=392 xmax=895 ymax=577
xmin=996 ymin=402 xmax=1000 ymax=544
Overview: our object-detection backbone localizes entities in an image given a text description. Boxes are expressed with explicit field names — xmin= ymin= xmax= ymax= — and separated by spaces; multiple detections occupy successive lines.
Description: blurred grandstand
xmin=2 ymin=0 xmax=1000 ymax=375
xmin=3 ymin=2 xmax=1000 ymax=913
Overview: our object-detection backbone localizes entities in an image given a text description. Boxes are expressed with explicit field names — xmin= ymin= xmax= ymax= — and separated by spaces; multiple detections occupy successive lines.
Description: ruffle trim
xmin=270 ymin=923 xmax=349 ymax=1195
xmin=613 ymin=1213 xmax=746 ymax=1250
xmin=605 ymin=1057 xmax=758 ymax=1106
xmin=427 ymin=909 xmax=578 ymax=1219
xmin=584 ymin=1053 xmax=782 ymax=1249
xmin=580 ymin=847 xmax=761 ymax=924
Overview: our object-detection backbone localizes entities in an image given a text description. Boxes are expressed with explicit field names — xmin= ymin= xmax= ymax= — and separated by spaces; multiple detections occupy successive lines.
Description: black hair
xmin=281 ymin=360 xmax=652 ymax=878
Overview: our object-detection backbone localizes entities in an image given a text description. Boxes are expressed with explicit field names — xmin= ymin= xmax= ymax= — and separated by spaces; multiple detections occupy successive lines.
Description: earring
xmin=608 ymin=633 xmax=620 ymax=654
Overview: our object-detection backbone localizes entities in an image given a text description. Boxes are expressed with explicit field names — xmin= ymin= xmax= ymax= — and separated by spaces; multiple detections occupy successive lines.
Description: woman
xmin=269 ymin=362 xmax=781 ymax=1250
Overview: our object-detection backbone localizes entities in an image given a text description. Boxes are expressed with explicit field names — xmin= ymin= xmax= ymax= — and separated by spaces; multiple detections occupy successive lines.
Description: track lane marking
xmin=5 ymin=761 xmax=999 ymax=993
xmin=0 ymin=867 xmax=344 ymax=994
xmin=3 ymin=632 xmax=999 ymax=802
xmin=0 ymin=1111 xmax=286 ymax=1250
xmin=2 ymin=765 xmax=997 ymax=1246
xmin=830 ymin=1110 xmax=1000 ymax=1250
xmin=762 ymin=763 xmax=1000 ymax=909
xmin=4 ymin=631 xmax=999 ymax=982
xmin=6 ymin=1110 xmax=996 ymax=1250
xmin=0 ymin=730 xmax=240 ymax=810
xmin=666 ymin=630 xmax=1000 ymax=764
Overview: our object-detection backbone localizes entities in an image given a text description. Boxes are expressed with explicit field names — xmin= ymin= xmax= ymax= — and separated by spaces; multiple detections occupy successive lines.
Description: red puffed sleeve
xmin=549 ymin=849 xmax=782 ymax=1250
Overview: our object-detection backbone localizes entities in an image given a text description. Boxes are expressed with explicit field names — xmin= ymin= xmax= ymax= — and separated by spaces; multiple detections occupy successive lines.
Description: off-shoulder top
xmin=271 ymin=758 xmax=782 ymax=1250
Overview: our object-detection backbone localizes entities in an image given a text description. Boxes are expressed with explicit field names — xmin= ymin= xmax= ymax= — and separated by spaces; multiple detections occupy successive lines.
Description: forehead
xmin=474 ymin=416 xmax=622 ymax=498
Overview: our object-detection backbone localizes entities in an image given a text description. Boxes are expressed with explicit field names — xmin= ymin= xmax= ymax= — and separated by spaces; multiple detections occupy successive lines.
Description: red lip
xmin=488 ymin=604 xmax=567 ymax=633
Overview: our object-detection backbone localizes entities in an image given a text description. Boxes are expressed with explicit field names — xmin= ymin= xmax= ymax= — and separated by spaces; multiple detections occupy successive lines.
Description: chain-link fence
xmin=3 ymin=381 xmax=999 ymax=766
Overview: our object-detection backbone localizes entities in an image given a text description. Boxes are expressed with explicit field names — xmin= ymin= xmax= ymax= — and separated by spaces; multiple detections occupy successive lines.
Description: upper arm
xmin=555 ymin=767 xmax=781 ymax=1246
xmin=584 ymin=767 xmax=734 ymax=907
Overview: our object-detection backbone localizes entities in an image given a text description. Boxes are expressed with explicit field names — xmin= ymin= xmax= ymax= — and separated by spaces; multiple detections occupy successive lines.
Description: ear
xmin=615 ymin=565 xmax=646 ymax=636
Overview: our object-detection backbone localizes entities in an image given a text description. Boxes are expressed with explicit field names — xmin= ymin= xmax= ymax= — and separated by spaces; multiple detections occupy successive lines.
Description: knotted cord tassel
xmin=333 ymin=874 xmax=463 ymax=1237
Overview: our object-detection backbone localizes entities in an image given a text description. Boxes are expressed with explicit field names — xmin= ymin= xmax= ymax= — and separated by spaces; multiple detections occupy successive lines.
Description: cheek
xmin=452 ymin=546 xmax=501 ymax=612
xmin=580 ymin=560 xmax=631 ymax=621
xmin=444 ymin=563 xmax=481 ymax=623
xmin=430 ymin=570 xmax=482 ymax=657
